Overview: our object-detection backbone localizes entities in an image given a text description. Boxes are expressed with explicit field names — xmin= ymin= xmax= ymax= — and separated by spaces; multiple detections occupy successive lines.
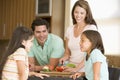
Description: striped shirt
xmin=2 ymin=48 xmax=29 ymax=80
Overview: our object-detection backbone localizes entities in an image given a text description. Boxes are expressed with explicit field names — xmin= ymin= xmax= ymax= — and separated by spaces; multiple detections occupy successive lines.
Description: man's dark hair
xmin=31 ymin=18 xmax=49 ymax=31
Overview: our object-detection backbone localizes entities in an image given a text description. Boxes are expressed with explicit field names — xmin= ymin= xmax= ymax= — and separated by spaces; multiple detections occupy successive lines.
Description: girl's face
xmin=22 ymin=36 xmax=34 ymax=52
xmin=74 ymin=6 xmax=86 ymax=23
xmin=80 ymin=34 xmax=92 ymax=54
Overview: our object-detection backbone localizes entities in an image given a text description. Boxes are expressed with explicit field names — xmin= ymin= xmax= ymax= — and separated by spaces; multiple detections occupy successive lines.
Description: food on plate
xmin=55 ymin=66 xmax=64 ymax=72
xmin=66 ymin=63 xmax=76 ymax=68
xmin=42 ymin=66 xmax=50 ymax=72
xmin=48 ymin=65 xmax=54 ymax=71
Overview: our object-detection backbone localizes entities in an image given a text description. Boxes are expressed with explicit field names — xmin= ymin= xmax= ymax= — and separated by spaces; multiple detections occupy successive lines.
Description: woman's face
xmin=80 ymin=34 xmax=92 ymax=54
xmin=22 ymin=36 xmax=34 ymax=52
xmin=74 ymin=6 xmax=86 ymax=23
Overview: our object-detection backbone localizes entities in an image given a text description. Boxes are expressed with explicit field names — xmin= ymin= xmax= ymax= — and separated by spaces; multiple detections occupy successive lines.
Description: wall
xmin=87 ymin=0 xmax=120 ymax=55
xmin=64 ymin=0 xmax=76 ymax=39
xmin=51 ymin=0 xmax=65 ymax=38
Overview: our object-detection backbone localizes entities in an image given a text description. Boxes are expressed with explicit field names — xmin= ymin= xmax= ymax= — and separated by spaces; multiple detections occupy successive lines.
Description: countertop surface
xmin=28 ymin=76 xmax=84 ymax=80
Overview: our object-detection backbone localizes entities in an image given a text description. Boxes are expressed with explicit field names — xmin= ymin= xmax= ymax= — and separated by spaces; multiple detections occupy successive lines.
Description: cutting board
xmin=40 ymin=71 xmax=73 ymax=77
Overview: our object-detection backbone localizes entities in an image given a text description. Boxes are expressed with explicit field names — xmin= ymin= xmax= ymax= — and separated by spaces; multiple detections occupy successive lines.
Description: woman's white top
xmin=65 ymin=24 xmax=97 ymax=72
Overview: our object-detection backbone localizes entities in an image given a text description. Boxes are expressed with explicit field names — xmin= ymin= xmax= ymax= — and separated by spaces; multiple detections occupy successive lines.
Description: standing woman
xmin=59 ymin=0 xmax=98 ymax=72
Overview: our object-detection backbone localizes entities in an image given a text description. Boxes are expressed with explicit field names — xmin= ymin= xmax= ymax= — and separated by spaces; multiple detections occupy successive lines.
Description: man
xmin=28 ymin=18 xmax=64 ymax=71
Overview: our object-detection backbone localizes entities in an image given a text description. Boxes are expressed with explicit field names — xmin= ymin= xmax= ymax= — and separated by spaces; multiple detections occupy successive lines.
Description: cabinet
xmin=0 ymin=0 xmax=35 ymax=40
xmin=36 ymin=0 xmax=65 ymax=38
xmin=0 ymin=0 xmax=65 ymax=39
xmin=0 ymin=0 xmax=11 ymax=39
xmin=51 ymin=0 xmax=65 ymax=38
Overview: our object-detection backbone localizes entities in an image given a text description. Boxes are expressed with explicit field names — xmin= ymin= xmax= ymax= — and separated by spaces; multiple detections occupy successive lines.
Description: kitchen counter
xmin=28 ymin=76 xmax=84 ymax=80
xmin=28 ymin=67 xmax=120 ymax=80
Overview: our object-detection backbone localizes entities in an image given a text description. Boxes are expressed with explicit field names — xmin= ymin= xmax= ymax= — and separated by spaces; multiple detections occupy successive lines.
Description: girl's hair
xmin=82 ymin=30 xmax=104 ymax=54
xmin=0 ymin=26 xmax=33 ymax=79
xmin=72 ymin=0 xmax=97 ymax=26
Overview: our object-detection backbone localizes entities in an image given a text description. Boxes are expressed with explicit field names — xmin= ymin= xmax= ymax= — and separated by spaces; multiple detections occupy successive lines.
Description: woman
xmin=59 ymin=0 xmax=97 ymax=72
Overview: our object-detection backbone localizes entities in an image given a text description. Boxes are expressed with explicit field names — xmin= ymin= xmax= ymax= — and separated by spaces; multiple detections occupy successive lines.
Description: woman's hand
xmin=59 ymin=56 xmax=68 ymax=65
xmin=70 ymin=72 xmax=83 ymax=80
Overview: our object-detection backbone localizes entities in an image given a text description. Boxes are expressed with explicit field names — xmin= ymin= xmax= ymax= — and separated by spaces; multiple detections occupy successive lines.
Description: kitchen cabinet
xmin=0 ymin=0 xmax=35 ymax=40
xmin=51 ymin=0 xmax=65 ymax=38
xmin=0 ymin=0 xmax=65 ymax=40
xmin=0 ymin=0 xmax=11 ymax=39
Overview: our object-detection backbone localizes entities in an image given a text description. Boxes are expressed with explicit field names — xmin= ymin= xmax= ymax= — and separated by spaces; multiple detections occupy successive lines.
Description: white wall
xmin=88 ymin=0 xmax=120 ymax=55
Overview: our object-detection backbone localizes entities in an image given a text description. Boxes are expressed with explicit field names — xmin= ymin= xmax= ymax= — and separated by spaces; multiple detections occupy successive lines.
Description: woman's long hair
xmin=71 ymin=0 xmax=97 ymax=26
xmin=0 ymin=26 xmax=33 ymax=79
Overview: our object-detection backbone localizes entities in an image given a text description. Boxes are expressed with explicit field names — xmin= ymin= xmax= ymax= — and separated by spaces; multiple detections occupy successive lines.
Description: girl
xmin=0 ymin=26 xmax=49 ymax=80
xmin=71 ymin=30 xmax=109 ymax=80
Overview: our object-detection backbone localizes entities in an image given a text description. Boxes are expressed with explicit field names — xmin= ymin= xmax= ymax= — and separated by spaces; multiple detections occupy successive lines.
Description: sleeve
xmin=84 ymin=25 xmax=98 ymax=31
xmin=91 ymin=49 xmax=105 ymax=63
xmin=51 ymin=37 xmax=65 ymax=58
xmin=28 ymin=46 xmax=35 ymax=57
xmin=13 ymin=49 xmax=26 ymax=61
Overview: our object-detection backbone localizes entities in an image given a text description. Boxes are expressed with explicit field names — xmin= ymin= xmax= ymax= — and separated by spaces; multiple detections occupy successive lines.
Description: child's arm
xmin=17 ymin=60 xmax=27 ymax=80
xmin=29 ymin=57 xmax=38 ymax=71
xmin=75 ymin=59 xmax=85 ymax=71
xmin=29 ymin=72 xmax=49 ymax=79
xmin=70 ymin=72 xmax=85 ymax=80
xmin=93 ymin=62 xmax=101 ymax=80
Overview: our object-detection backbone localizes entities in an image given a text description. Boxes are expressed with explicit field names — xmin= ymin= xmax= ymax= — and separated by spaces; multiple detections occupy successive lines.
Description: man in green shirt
xmin=28 ymin=18 xmax=64 ymax=71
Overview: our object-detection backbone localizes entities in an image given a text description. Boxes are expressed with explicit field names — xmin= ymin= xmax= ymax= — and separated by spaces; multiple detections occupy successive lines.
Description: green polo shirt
xmin=28 ymin=34 xmax=64 ymax=66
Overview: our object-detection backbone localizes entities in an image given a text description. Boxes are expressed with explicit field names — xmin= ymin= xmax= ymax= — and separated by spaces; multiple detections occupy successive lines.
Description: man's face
xmin=34 ymin=25 xmax=48 ymax=46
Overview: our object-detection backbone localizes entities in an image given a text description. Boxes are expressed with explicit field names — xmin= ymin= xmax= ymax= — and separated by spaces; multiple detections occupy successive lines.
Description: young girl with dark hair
xmin=0 ymin=26 xmax=49 ymax=80
xmin=71 ymin=30 xmax=109 ymax=80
